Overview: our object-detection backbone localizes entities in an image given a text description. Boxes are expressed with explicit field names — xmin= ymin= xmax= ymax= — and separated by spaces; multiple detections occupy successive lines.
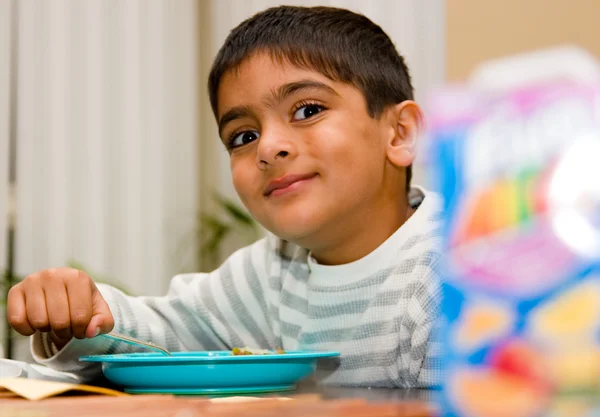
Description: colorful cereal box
xmin=428 ymin=77 xmax=600 ymax=417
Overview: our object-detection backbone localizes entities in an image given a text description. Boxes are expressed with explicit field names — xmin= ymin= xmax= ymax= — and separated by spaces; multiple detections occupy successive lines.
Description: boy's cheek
xmin=231 ymin=163 xmax=255 ymax=193
xmin=231 ymin=175 xmax=260 ymax=213
xmin=232 ymin=181 xmax=251 ymax=205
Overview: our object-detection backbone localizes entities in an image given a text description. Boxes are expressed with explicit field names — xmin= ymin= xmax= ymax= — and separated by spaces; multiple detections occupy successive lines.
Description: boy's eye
xmin=229 ymin=130 xmax=260 ymax=149
xmin=292 ymin=104 xmax=325 ymax=121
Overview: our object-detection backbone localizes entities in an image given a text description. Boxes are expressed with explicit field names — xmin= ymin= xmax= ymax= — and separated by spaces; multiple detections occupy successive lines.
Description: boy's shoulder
xmin=403 ymin=187 xmax=444 ymax=260
xmin=390 ymin=187 xmax=444 ymax=280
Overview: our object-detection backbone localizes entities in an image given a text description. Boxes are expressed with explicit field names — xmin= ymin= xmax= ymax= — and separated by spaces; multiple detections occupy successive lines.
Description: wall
xmin=1 ymin=0 xmax=200 ymax=360
xmin=11 ymin=0 xmax=198 ymax=298
xmin=0 ymin=0 xmax=11 ymax=359
xmin=0 ymin=0 xmax=9 ymax=276
xmin=447 ymin=0 xmax=600 ymax=81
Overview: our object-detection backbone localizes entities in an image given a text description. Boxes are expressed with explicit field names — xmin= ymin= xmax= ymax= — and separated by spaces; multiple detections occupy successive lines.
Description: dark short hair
xmin=208 ymin=5 xmax=414 ymax=190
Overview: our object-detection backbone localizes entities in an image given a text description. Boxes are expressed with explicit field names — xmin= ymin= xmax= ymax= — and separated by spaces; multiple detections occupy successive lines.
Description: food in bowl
xmin=231 ymin=347 xmax=286 ymax=355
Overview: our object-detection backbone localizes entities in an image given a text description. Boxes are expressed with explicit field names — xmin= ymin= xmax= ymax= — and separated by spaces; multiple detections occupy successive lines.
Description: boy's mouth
xmin=264 ymin=173 xmax=318 ymax=197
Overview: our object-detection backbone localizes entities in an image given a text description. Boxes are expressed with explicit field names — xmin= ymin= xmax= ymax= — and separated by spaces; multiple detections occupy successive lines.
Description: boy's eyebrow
xmin=218 ymin=80 xmax=338 ymax=137
xmin=266 ymin=80 xmax=339 ymax=107
xmin=218 ymin=105 xmax=253 ymax=138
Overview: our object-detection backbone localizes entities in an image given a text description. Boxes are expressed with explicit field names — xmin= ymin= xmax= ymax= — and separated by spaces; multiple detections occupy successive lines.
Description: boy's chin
xmin=264 ymin=219 xmax=325 ymax=246
xmin=267 ymin=225 xmax=316 ymax=244
xmin=256 ymin=205 xmax=337 ymax=244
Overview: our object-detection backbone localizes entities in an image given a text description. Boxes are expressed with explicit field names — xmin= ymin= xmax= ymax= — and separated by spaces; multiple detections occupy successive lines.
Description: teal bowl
xmin=80 ymin=351 xmax=340 ymax=395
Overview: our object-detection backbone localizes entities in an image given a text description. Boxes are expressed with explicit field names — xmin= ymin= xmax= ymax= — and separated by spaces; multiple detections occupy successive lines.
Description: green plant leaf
xmin=199 ymin=213 xmax=230 ymax=232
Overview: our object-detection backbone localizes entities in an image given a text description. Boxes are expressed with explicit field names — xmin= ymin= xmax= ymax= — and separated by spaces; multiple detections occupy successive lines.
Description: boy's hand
xmin=7 ymin=268 xmax=114 ymax=349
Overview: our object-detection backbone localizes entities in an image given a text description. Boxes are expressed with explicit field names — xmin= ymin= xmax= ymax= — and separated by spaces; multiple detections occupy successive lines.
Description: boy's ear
xmin=386 ymin=101 xmax=425 ymax=168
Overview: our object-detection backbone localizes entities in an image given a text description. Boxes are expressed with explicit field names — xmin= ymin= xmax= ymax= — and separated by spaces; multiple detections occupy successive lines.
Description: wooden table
xmin=0 ymin=382 xmax=437 ymax=417
xmin=296 ymin=383 xmax=435 ymax=402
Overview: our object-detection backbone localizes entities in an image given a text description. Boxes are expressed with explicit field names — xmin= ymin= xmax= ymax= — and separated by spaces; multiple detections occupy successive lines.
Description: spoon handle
xmin=100 ymin=332 xmax=172 ymax=356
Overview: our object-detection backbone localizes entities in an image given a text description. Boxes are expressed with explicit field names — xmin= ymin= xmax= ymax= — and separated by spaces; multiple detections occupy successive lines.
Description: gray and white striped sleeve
xmin=397 ymin=260 xmax=443 ymax=388
xmin=31 ymin=237 xmax=275 ymax=380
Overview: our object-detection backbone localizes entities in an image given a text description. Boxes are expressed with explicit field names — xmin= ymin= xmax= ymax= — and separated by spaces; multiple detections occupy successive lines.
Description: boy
xmin=7 ymin=6 xmax=443 ymax=388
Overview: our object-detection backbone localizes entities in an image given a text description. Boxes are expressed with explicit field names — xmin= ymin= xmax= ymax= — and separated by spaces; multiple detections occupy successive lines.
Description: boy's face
xmin=217 ymin=53 xmax=407 ymax=255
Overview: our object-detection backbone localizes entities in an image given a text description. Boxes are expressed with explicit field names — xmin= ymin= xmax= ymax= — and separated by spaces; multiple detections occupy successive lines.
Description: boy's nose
xmin=256 ymin=129 xmax=296 ymax=168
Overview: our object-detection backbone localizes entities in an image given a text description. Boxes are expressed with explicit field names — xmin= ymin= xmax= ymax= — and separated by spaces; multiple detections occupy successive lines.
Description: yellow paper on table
xmin=0 ymin=377 xmax=129 ymax=401
xmin=209 ymin=396 xmax=292 ymax=403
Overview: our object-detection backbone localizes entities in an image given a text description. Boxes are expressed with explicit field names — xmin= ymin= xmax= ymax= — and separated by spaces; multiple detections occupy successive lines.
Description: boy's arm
xmin=31 ymin=237 xmax=276 ymax=381
xmin=414 ymin=314 xmax=443 ymax=388
xmin=398 ymin=260 xmax=443 ymax=388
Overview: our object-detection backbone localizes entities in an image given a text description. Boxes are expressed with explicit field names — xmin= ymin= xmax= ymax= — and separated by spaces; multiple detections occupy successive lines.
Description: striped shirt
xmin=32 ymin=187 xmax=444 ymax=387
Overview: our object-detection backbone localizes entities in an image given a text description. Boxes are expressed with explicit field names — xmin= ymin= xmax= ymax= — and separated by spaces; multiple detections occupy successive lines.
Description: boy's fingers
xmin=65 ymin=270 xmax=93 ymax=339
xmin=7 ymin=286 xmax=35 ymax=336
xmin=23 ymin=282 xmax=50 ymax=332
xmin=85 ymin=288 xmax=114 ymax=338
xmin=43 ymin=278 xmax=73 ymax=341
xmin=85 ymin=313 xmax=113 ymax=339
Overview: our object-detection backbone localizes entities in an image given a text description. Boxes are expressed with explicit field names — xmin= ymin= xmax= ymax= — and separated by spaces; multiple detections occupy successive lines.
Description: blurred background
xmin=0 ymin=0 xmax=598 ymax=360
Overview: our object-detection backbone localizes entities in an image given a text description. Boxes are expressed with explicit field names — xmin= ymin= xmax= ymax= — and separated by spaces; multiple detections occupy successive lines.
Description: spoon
xmin=100 ymin=332 xmax=172 ymax=356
